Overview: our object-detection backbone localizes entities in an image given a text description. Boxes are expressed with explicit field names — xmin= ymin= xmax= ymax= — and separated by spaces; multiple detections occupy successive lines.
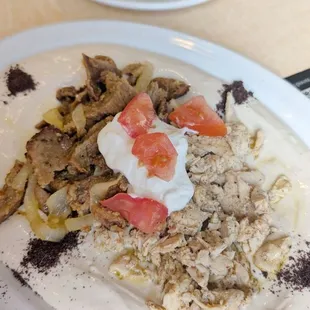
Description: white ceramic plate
xmin=0 ymin=21 xmax=310 ymax=310
xmin=92 ymin=0 xmax=209 ymax=11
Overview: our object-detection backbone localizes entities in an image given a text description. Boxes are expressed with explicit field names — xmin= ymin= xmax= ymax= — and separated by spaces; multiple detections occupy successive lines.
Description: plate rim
xmin=91 ymin=0 xmax=209 ymax=11
xmin=0 ymin=20 xmax=309 ymax=148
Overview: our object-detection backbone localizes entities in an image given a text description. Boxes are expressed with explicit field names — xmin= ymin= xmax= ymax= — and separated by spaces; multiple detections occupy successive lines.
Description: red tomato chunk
xmin=118 ymin=93 xmax=156 ymax=138
xmin=132 ymin=132 xmax=177 ymax=181
xmin=100 ymin=193 xmax=168 ymax=233
xmin=168 ymin=96 xmax=227 ymax=136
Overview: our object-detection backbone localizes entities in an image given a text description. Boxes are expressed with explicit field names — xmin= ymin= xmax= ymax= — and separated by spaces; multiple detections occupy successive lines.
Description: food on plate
xmin=0 ymin=161 xmax=30 ymax=223
xmin=169 ymin=96 xmax=227 ymax=136
xmin=97 ymin=108 xmax=193 ymax=215
xmin=253 ymin=237 xmax=291 ymax=273
xmin=268 ymin=175 xmax=292 ymax=205
xmin=147 ymin=77 xmax=190 ymax=122
xmin=0 ymin=53 xmax=295 ymax=310
xmin=132 ymin=132 xmax=177 ymax=181
xmin=118 ymin=93 xmax=156 ymax=138
xmin=4 ymin=64 xmax=37 ymax=97
xmin=215 ymin=81 xmax=253 ymax=117
xmin=26 ymin=126 xmax=73 ymax=187
xmin=100 ymin=193 xmax=168 ymax=233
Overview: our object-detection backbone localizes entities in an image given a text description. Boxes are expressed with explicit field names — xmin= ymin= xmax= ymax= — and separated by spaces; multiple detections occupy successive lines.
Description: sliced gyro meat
xmin=69 ymin=116 xmax=113 ymax=173
xmin=56 ymin=86 xmax=77 ymax=104
xmin=83 ymin=54 xmax=121 ymax=101
xmin=91 ymin=206 xmax=127 ymax=230
xmin=122 ymin=63 xmax=146 ymax=86
xmin=64 ymin=72 xmax=137 ymax=132
xmin=147 ymin=77 xmax=190 ymax=122
xmin=0 ymin=161 xmax=30 ymax=223
xmin=151 ymin=77 xmax=190 ymax=100
xmin=68 ymin=174 xmax=128 ymax=215
xmin=26 ymin=126 xmax=73 ymax=187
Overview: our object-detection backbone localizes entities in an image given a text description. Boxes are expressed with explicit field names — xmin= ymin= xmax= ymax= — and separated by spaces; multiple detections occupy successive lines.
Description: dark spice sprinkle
xmin=5 ymin=64 xmax=37 ymax=97
xmin=0 ymin=283 xmax=8 ymax=299
xmin=21 ymin=231 xmax=80 ymax=273
xmin=216 ymin=80 xmax=253 ymax=118
xmin=277 ymin=252 xmax=310 ymax=292
xmin=11 ymin=268 xmax=30 ymax=289
xmin=272 ymin=240 xmax=310 ymax=293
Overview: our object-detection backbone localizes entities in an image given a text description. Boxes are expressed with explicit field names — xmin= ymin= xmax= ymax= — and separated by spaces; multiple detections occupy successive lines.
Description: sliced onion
xmin=24 ymin=175 xmax=39 ymax=220
xmin=11 ymin=163 xmax=31 ymax=191
xmin=72 ymin=104 xmax=86 ymax=137
xmin=135 ymin=62 xmax=154 ymax=93
xmin=31 ymin=220 xmax=67 ymax=242
xmin=43 ymin=108 xmax=64 ymax=130
xmin=24 ymin=175 xmax=67 ymax=242
xmin=90 ymin=175 xmax=122 ymax=205
xmin=47 ymin=214 xmax=65 ymax=228
xmin=65 ymin=214 xmax=94 ymax=232
xmin=46 ymin=186 xmax=71 ymax=219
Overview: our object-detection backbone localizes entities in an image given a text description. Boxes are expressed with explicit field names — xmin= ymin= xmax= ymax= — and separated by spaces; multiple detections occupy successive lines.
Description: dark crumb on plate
xmin=216 ymin=80 xmax=253 ymax=117
xmin=262 ymin=271 xmax=268 ymax=278
xmin=2 ymin=100 xmax=8 ymax=105
xmin=21 ymin=231 xmax=80 ymax=273
xmin=11 ymin=268 xmax=30 ymax=288
xmin=277 ymin=251 xmax=310 ymax=291
xmin=271 ymin=241 xmax=310 ymax=294
xmin=5 ymin=64 xmax=37 ymax=97
xmin=34 ymin=291 xmax=40 ymax=297
xmin=0 ymin=278 xmax=8 ymax=301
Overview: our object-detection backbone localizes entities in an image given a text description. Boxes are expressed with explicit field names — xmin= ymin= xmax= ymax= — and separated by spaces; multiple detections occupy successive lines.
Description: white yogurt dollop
xmin=98 ymin=113 xmax=194 ymax=214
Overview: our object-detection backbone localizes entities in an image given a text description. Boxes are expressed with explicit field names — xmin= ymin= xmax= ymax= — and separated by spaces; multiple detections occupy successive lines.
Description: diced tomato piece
xmin=132 ymin=132 xmax=177 ymax=181
xmin=100 ymin=193 xmax=168 ymax=233
xmin=168 ymin=96 xmax=227 ymax=136
xmin=118 ymin=93 xmax=156 ymax=138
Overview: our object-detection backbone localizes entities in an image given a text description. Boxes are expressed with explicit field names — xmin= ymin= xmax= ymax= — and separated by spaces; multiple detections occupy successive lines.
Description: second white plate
xmin=92 ymin=0 xmax=209 ymax=11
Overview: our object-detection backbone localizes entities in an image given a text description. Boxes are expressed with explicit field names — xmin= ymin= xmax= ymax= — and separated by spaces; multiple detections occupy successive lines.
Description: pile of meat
xmin=0 ymin=54 xmax=189 ymax=230
xmin=93 ymin=94 xmax=292 ymax=310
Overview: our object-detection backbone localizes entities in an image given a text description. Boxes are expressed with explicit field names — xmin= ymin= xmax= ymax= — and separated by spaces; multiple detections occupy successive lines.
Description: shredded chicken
xmin=251 ymin=186 xmax=269 ymax=215
xmin=251 ymin=130 xmax=264 ymax=158
xmin=201 ymin=289 xmax=245 ymax=310
xmin=254 ymin=236 xmax=291 ymax=273
xmin=92 ymin=89 xmax=292 ymax=310
xmin=168 ymin=202 xmax=210 ymax=236
xmin=152 ymin=234 xmax=186 ymax=255
xmin=146 ymin=301 xmax=166 ymax=310
xmin=268 ymin=175 xmax=292 ymax=204
xmin=226 ymin=122 xmax=250 ymax=160
xmin=237 ymin=215 xmax=271 ymax=254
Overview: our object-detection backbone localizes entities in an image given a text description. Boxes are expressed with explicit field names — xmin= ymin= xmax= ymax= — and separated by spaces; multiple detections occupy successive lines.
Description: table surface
xmin=0 ymin=0 xmax=310 ymax=77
